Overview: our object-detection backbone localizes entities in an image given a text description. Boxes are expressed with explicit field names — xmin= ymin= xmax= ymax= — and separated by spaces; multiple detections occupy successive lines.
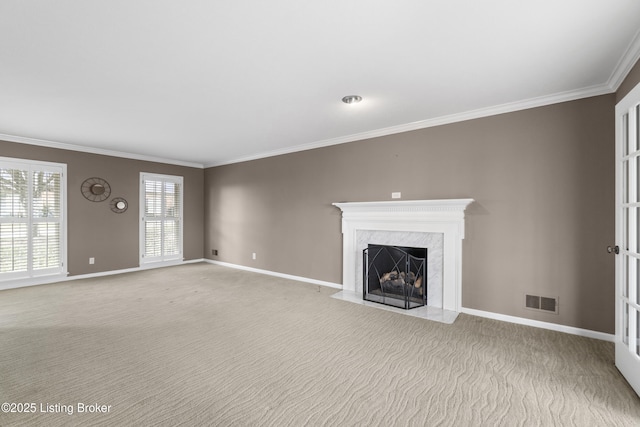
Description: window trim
xmin=139 ymin=172 xmax=184 ymax=266
xmin=0 ymin=156 xmax=67 ymax=286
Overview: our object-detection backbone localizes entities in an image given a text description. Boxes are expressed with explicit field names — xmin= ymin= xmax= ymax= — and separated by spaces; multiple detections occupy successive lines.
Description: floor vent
xmin=525 ymin=294 xmax=558 ymax=314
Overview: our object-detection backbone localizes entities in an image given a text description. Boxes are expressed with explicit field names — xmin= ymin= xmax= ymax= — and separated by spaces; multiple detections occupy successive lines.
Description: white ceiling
xmin=1 ymin=1 xmax=640 ymax=168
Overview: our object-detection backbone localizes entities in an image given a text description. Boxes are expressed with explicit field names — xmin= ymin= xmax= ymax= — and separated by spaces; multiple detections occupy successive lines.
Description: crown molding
xmin=0 ymin=133 xmax=204 ymax=169
xmin=205 ymin=83 xmax=613 ymax=168
xmin=607 ymin=27 xmax=640 ymax=91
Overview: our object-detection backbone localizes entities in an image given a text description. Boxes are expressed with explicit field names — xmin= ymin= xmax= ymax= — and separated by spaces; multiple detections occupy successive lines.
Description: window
xmin=0 ymin=157 xmax=66 ymax=282
xmin=140 ymin=173 xmax=183 ymax=265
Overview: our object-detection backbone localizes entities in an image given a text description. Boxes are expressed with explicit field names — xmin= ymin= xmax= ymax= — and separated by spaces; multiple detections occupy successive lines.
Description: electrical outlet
xmin=212 ymin=249 xmax=218 ymax=256
xmin=252 ymin=252 xmax=257 ymax=260
xmin=392 ymin=192 xmax=401 ymax=199
xmin=89 ymin=257 xmax=95 ymax=265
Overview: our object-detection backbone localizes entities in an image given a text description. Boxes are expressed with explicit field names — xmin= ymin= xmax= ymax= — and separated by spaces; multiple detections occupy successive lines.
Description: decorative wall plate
xmin=81 ymin=177 xmax=111 ymax=202
xmin=110 ymin=197 xmax=128 ymax=213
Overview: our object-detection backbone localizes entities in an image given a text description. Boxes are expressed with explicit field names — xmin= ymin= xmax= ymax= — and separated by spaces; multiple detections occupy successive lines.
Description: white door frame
xmin=615 ymin=82 xmax=640 ymax=397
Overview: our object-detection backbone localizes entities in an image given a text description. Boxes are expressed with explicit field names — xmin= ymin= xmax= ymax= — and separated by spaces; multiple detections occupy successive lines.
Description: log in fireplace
xmin=363 ymin=244 xmax=427 ymax=309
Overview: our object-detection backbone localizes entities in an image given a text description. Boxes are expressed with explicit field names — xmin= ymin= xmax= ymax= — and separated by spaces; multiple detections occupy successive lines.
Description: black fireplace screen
xmin=363 ymin=245 xmax=427 ymax=309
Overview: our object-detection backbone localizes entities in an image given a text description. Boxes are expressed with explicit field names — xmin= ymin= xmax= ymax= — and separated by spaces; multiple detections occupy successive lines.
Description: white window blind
xmin=140 ymin=173 xmax=183 ymax=265
xmin=0 ymin=158 xmax=66 ymax=281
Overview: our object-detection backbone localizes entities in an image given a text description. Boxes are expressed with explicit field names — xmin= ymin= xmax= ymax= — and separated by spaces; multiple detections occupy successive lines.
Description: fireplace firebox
xmin=363 ymin=245 xmax=427 ymax=309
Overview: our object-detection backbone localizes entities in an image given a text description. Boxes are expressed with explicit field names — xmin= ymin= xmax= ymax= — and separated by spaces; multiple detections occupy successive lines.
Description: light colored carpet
xmin=0 ymin=263 xmax=639 ymax=426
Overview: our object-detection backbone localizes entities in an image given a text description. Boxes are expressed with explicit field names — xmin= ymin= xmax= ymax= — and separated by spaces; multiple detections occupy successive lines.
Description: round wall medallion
xmin=110 ymin=197 xmax=128 ymax=214
xmin=81 ymin=177 xmax=111 ymax=202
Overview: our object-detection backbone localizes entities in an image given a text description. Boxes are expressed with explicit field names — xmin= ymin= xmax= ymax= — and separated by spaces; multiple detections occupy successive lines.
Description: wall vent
xmin=525 ymin=294 xmax=540 ymax=310
xmin=525 ymin=294 xmax=558 ymax=314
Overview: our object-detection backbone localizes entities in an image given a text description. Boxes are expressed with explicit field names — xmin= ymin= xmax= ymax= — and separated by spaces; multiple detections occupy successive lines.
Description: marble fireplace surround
xmin=357 ymin=230 xmax=444 ymax=308
xmin=332 ymin=199 xmax=474 ymax=314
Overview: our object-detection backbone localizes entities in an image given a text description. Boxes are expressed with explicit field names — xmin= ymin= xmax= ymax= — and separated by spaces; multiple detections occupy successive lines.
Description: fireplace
xmin=332 ymin=199 xmax=474 ymax=314
xmin=363 ymin=245 xmax=427 ymax=309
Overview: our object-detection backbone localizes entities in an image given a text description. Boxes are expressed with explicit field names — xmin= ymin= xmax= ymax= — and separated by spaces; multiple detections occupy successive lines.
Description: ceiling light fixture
xmin=342 ymin=95 xmax=362 ymax=104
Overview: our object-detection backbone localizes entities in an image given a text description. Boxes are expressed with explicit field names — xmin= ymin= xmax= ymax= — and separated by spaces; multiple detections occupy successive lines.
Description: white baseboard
xmin=0 ymin=258 xmax=206 ymax=291
xmin=2 ymin=259 xmax=614 ymax=343
xmin=207 ymin=261 xmax=614 ymax=342
xmin=460 ymin=307 xmax=615 ymax=342
xmin=204 ymin=259 xmax=615 ymax=342
xmin=205 ymin=259 xmax=343 ymax=290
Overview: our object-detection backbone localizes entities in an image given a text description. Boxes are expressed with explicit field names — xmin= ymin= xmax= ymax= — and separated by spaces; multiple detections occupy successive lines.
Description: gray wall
xmin=205 ymin=94 xmax=616 ymax=333
xmin=617 ymin=59 xmax=640 ymax=102
xmin=0 ymin=140 xmax=204 ymax=276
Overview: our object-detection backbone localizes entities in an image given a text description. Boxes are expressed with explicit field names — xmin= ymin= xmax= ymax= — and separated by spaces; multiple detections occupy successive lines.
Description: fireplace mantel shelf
xmin=333 ymin=198 xmax=474 ymax=313
xmin=332 ymin=199 xmax=474 ymax=213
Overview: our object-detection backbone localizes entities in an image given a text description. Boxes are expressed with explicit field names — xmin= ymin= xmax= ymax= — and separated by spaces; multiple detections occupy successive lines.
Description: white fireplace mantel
xmin=333 ymin=199 xmax=474 ymax=312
